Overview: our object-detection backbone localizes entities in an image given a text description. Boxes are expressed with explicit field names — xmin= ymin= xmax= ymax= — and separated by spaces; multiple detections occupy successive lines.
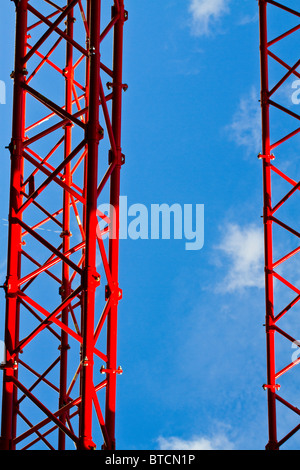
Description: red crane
xmin=0 ymin=0 xmax=127 ymax=450
xmin=259 ymin=0 xmax=300 ymax=450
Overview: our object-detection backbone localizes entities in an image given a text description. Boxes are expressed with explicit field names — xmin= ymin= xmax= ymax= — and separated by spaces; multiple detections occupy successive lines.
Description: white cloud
xmin=188 ymin=0 xmax=230 ymax=36
xmin=226 ymin=87 xmax=261 ymax=156
xmin=157 ymin=433 xmax=234 ymax=450
xmin=237 ymin=13 xmax=259 ymax=26
xmin=215 ymin=223 xmax=264 ymax=293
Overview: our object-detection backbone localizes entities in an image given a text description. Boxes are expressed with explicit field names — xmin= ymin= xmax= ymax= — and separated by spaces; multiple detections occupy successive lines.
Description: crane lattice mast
xmin=259 ymin=0 xmax=300 ymax=450
xmin=0 ymin=0 xmax=127 ymax=450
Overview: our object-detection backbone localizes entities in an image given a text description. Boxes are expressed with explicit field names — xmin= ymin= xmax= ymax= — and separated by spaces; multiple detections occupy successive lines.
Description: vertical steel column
xmin=0 ymin=0 xmax=28 ymax=450
xmin=259 ymin=0 xmax=278 ymax=451
xmin=105 ymin=1 xmax=125 ymax=451
xmin=58 ymin=1 xmax=74 ymax=450
xmin=78 ymin=0 xmax=101 ymax=451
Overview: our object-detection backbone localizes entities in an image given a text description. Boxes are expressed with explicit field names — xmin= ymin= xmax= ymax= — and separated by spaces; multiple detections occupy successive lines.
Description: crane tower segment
xmin=259 ymin=0 xmax=300 ymax=450
xmin=0 ymin=0 xmax=127 ymax=450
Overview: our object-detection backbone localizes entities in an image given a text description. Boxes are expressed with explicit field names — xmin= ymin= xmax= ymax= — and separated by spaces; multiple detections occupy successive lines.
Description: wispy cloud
xmin=157 ymin=432 xmax=234 ymax=450
xmin=188 ymin=0 xmax=230 ymax=36
xmin=237 ymin=13 xmax=259 ymax=26
xmin=215 ymin=223 xmax=264 ymax=293
xmin=226 ymin=87 xmax=261 ymax=156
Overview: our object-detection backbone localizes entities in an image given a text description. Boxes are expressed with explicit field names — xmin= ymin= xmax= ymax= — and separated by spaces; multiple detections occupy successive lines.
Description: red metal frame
xmin=259 ymin=0 xmax=300 ymax=450
xmin=0 ymin=0 xmax=127 ymax=450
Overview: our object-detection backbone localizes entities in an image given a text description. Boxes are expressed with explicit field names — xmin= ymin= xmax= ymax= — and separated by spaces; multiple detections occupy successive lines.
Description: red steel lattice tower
xmin=259 ymin=0 xmax=300 ymax=450
xmin=0 ymin=0 xmax=127 ymax=450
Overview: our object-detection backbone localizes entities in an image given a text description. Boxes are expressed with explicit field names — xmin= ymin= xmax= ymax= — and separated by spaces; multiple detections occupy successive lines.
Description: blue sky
xmin=1 ymin=0 xmax=300 ymax=451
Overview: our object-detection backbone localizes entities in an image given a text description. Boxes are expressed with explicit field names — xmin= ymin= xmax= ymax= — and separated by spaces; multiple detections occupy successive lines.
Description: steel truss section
xmin=259 ymin=0 xmax=300 ymax=450
xmin=0 ymin=0 xmax=127 ymax=450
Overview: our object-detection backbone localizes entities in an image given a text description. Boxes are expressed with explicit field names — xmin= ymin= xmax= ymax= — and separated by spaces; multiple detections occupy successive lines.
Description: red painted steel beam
xmin=77 ymin=0 xmax=101 ymax=451
xmin=259 ymin=0 xmax=300 ymax=450
xmin=0 ymin=0 xmax=28 ymax=450
xmin=0 ymin=0 xmax=127 ymax=450
xmin=104 ymin=1 xmax=126 ymax=451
